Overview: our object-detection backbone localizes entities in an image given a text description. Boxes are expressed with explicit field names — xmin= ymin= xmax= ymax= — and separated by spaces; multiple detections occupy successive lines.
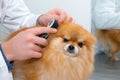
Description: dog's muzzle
xmin=64 ymin=44 xmax=79 ymax=56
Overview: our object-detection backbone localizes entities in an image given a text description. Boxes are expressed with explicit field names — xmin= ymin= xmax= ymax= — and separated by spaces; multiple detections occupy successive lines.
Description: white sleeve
xmin=1 ymin=0 xmax=40 ymax=32
xmin=93 ymin=0 xmax=120 ymax=29
xmin=0 ymin=51 xmax=13 ymax=80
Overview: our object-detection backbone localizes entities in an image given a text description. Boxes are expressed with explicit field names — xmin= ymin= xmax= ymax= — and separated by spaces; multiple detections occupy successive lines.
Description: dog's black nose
xmin=67 ymin=45 xmax=75 ymax=53
xmin=69 ymin=45 xmax=75 ymax=50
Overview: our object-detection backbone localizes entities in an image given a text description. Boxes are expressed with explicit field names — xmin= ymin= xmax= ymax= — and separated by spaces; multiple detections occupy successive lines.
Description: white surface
xmin=24 ymin=0 xmax=91 ymax=32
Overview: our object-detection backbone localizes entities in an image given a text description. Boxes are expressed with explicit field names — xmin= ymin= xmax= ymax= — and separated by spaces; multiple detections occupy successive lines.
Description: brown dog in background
xmin=97 ymin=29 xmax=120 ymax=61
xmin=7 ymin=22 xmax=96 ymax=80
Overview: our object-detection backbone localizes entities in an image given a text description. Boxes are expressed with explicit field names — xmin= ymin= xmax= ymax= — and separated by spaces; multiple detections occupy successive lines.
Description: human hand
xmin=1 ymin=27 xmax=57 ymax=61
xmin=38 ymin=8 xmax=74 ymax=26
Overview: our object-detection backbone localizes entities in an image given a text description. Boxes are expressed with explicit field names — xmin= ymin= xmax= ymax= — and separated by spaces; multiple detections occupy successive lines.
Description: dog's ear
xmin=88 ymin=34 xmax=96 ymax=46
xmin=84 ymin=33 xmax=96 ymax=63
xmin=85 ymin=34 xmax=96 ymax=52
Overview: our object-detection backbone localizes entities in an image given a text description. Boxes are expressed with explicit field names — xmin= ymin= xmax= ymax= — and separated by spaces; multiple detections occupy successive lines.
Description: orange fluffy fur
xmin=97 ymin=30 xmax=120 ymax=61
xmin=7 ymin=22 xmax=96 ymax=80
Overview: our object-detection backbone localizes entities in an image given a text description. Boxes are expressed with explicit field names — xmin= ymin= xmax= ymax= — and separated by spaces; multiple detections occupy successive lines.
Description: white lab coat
xmin=92 ymin=0 xmax=120 ymax=29
xmin=0 ymin=51 xmax=13 ymax=80
xmin=92 ymin=0 xmax=120 ymax=54
xmin=0 ymin=0 xmax=40 ymax=79
xmin=0 ymin=0 xmax=40 ymax=43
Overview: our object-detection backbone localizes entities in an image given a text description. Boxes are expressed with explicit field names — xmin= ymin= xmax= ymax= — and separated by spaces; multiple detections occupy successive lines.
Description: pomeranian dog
xmin=97 ymin=30 xmax=120 ymax=61
xmin=7 ymin=22 xmax=96 ymax=80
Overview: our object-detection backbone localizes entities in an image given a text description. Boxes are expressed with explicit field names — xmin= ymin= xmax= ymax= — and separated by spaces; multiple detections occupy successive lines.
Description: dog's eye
xmin=64 ymin=38 xmax=69 ymax=42
xmin=78 ymin=42 xmax=84 ymax=47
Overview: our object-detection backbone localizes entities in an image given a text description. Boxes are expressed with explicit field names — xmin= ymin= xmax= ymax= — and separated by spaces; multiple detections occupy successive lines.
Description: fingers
xmin=52 ymin=8 xmax=66 ymax=23
xmin=51 ymin=8 xmax=74 ymax=24
xmin=44 ymin=14 xmax=60 ymax=25
xmin=40 ymin=8 xmax=74 ymax=25
xmin=28 ymin=44 xmax=43 ymax=58
xmin=31 ymin=43 xmax=41 ymax=52
xmin=23 ymin=27 xmax=56 ymax=49
xmin=64 ymin=13 xmax=74 ymax=23
xmin=26 ymin=27 xmax=57 ymax=35
xmin=33 ymin=36 xmax=48 ymax=47
xmin=30 ymin=51 xmax=42 ymax=58
xmin=39 ymin=8 xmax=66 ymax=26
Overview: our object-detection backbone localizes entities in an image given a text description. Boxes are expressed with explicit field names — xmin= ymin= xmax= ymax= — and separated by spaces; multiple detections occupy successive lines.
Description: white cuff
xmin=0 ymin=51 xmax=13 ymax=80
xmin=21 ymin=14 xmax=40 ymax=27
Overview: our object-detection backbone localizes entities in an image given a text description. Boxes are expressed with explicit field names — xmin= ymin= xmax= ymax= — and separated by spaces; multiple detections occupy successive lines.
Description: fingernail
xmin=38 ymin=53 xmax=42 ymax=58
xmin=52 ymin=29 xmax=57 ymax=32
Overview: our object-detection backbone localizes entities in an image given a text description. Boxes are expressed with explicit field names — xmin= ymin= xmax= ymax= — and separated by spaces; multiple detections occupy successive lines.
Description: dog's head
xmin=44 ymin=22 xmax=96 ymax=62
xmin=41 ymin=22 xmax=96 ymax=79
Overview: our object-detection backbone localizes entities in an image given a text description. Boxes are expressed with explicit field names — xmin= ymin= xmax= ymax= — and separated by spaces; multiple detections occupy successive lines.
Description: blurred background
xmin=24 ymin=0 xmax=91 ymax=32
